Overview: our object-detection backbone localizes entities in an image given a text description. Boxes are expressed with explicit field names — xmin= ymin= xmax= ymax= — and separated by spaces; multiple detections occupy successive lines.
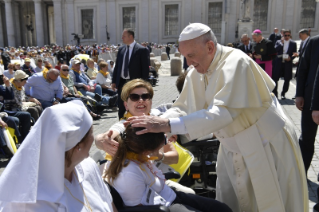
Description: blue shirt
xmin=24 ymin=72 xmax=63 ymax=102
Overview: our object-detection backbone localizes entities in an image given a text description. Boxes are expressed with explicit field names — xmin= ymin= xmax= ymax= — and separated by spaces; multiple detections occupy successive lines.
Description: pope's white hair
xmin=197 ymin=30 xmax=217 ymax=47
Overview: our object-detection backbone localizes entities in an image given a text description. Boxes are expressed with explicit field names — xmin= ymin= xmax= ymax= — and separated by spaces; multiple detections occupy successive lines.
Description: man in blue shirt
xmin=24 ymin=69 xmax=63 ymax=109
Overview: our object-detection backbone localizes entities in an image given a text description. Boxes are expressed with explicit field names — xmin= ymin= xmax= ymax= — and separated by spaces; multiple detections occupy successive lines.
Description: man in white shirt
xmin=293 ymin=29 xmax=310 ymax=78
xmin=272 ymin=29 xmax=297 ymax=99
xmin=126 ymin=23 xmax=308 ymax=212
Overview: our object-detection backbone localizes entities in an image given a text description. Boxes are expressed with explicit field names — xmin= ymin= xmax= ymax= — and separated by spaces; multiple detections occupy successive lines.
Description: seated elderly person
xmin=34 ymin=58 xmax=44 ymax=73
xmin=96 ymin=62 xmax=117 ymax=96
xmin=0 ymin=101 xmax=117 ymax=212
xmin=60 ymin=65 xmax=101 ymax=120
xmin=86 ymin=58 xmax=98 ymax=79
xmin=104 ymin=125 xmax=232 ymax=212
xmin=7 ymin=70 xmax=43 ymax=121
xmin=24 ymin=68 xmax=63 ymax=109
xmin=3 ymin=63 xmax=15 ymax=80
xmin=42 ymin=58 xmax=52 ymax=73
xmin=69 ymin=60 xmax=117 ymax=106
xmin=21 ymin=58 xmax=35 ymax=76
xmin=1 ymin=75 xmax=31 ymax=143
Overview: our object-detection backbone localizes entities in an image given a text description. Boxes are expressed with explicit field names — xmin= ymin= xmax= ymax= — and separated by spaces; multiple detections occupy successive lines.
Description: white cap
xmin=179 ymin=23 xmax=211 ymax=42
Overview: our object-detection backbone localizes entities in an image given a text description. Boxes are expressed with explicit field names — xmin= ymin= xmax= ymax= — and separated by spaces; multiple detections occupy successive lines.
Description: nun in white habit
xmin=0 ymin=100 xmax=117 ymax=212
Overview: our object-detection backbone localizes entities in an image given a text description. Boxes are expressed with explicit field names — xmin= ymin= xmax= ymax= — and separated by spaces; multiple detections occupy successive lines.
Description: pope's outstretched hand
xmin=126 ymin=114 xmax=171 ymax=135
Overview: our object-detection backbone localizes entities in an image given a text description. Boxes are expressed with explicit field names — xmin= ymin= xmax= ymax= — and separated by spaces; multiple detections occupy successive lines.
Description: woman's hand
xmin=95 ymin=130 xmax=119 ymax=156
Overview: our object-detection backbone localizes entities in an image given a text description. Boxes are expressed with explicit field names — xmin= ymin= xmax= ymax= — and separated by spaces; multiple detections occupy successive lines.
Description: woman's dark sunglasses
xmin=128 ymin=93 xmax=151 ymax=102
xmin=62 ymin=69 xmax=69 ymax=72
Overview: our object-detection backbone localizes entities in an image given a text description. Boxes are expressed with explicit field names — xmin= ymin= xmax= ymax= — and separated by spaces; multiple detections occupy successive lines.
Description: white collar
xmin=127 ymin=40 xmax=136 ymax=48
xmin=206 ymin=44 xmax=221 ymax=76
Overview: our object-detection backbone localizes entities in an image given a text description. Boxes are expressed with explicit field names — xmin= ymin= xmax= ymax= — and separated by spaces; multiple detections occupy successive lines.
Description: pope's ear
xmin=206 ymin=40 xmax=215 ymax=54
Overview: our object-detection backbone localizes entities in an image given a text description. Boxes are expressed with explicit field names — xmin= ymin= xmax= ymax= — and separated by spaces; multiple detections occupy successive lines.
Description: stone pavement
xmin=1 ymin=53 xmax=319 ymax=211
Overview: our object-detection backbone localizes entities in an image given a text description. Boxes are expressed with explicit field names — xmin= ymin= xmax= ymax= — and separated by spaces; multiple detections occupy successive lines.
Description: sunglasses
xmin=128 ymin=93 xmax=151 ymax=102
xmin=284 ymin=34 xmax=290 ymax=37
xmin=62 ymin=69 xmax=69 ymax=72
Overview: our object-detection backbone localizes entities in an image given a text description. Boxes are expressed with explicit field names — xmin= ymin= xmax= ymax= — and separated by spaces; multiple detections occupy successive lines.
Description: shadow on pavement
xmin=278 ymin=98 xmax=295 ymax=106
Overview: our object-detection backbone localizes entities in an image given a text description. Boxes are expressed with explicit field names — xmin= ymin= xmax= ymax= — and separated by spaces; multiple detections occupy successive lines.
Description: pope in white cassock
xmin=128 ymin=23 xmax=308 ymax=212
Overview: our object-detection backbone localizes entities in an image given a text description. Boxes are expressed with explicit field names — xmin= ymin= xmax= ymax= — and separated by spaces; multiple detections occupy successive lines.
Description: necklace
xmin=64 ymin=171 xmax=93 ymax=212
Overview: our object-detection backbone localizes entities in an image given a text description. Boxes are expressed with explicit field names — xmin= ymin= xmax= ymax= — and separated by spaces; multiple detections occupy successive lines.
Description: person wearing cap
xmin=0 ymin=101 xmax=117 ymax=211
xmin=251 ymin=29 xmax=277 ymax=77
xmin=7 ymin=70 xmax=43 ymax=121
xmin=125 ymin=23 xmax=308 ymax=212
xmin=24 ymin=68 xmax=63 ymax=109
xmin=21 ymin=58 xmax=35 ymax=76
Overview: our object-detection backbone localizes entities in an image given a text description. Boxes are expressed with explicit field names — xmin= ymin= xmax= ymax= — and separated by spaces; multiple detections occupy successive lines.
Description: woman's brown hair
xmin=104 ymin=125 xmax=165 ymax=184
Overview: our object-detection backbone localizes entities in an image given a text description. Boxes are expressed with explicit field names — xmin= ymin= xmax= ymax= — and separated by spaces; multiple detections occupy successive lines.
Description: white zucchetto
xmin=179 ymin=23 xmax=211 ymax=42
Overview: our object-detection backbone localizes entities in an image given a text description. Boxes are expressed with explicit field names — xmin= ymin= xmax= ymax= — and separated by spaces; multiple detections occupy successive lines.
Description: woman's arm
xmin=154 ymin=143 xmax=179 ymax=165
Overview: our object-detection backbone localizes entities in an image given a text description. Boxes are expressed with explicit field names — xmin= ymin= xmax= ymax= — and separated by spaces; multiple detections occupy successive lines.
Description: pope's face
xmin=179 ymin=38 xmax=215 ymax=74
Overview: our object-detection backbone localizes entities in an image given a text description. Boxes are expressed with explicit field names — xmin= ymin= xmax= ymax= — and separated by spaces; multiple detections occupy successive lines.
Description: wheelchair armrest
xmin=118 ymin=205 xmax=170 ymax=212
xmin=182 ymin=138 xmax=219 ymax=148
xmin=164 ymin=171 xmax=181 ymax=180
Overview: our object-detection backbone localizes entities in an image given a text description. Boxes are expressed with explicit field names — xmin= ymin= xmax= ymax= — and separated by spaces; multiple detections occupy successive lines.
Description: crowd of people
xmin=0 ymin=22 xmax=318 ymax=212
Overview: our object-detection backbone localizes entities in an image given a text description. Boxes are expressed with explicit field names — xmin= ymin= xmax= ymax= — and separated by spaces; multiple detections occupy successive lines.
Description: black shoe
xmin=108 ymin=94 xmax=118 ymax=107
xmin=281 ymin=92 xmax=286 ymax=99
xmin=94 ymin=93 xmax=102 ymax=102
xmin=314 ymin=202 xmax=319 ymax=211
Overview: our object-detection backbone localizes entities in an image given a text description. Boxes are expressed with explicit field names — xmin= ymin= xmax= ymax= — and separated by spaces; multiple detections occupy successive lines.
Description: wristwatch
xmin=155 ymin=151 xmax=165 ymax=162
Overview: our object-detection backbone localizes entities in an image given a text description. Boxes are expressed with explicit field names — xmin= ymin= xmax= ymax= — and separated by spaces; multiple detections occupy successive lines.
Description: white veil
xmin=0 ymin=100 xmax=92 ymax=206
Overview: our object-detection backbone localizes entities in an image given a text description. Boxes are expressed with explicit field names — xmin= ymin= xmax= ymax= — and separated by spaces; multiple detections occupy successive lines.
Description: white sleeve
xmin=109 ymin=120 xmax=125 ymax=134
xmin=169 ymin=118 xmax=187 ymax=134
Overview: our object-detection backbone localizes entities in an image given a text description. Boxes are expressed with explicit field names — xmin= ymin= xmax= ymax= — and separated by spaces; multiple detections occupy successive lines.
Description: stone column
xmin=32 ymin=14 xmax=36 ymax=46
xmin=99 ymin=0 xmax=107 ymax=43
xmin=149 ymin=0 xmax=159 ymax=43
xmin=53 ymin=0 xmax=63 ymax=46
xmin=0 ymin=4 xmax=5 ymax=47
xmin=106 ymin=0 xmax=116 ymax=45
xmin=14 ymin=2 xmax=21 ymax=46
xmin=48 ymin=8 xmax=56 ymax=44
xmin=140 ymin=0 xmax=149 ymax=42
xmin=65 ymin=0 xmax=75 ymax=44
xmin=33 ymin=0 xmax=44 ymax=46
xmin=4 ymin=0 xmax=16 ymax=47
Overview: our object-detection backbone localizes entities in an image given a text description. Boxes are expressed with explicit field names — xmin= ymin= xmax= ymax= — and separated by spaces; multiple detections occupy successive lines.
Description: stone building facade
xmin=0 ymin=0 xmax=318 ymax=47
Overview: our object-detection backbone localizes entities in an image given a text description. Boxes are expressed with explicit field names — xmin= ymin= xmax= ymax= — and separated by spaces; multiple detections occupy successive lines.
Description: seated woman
xmin=96 ymin=79 xmax=194 ymax=194
xmin=34 ymin=58 xmax=44 ymax=73
xmin=0 ymin=101 xmax=117 ymax=212
xmin=104 ymin=125 xmax=232 ymax=212
xmin=86 ymin=58 xmax=98 ymax=79
xmin=96 ymin=62 xmax=117 ymax=96
xmin=8 ymin=70 xmax=43 ymax=121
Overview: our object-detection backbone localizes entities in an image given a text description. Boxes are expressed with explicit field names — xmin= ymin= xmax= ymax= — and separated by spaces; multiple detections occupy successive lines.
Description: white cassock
xmin=163 ymin=44 xmax=308 ymax=212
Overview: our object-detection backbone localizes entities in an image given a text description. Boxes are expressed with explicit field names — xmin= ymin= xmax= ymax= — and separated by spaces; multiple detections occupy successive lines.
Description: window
xmin=81 ymin=9 xmax=94 ymax=39
xmin=208 ymin=2 xmax=223 ymax=34
xmin=123 ymin=7 xmax=136 ymax=31
xmin=164 ymin=4 xmax=179 ymax=36
xmin=300 ymin=0 xmax=316 ymax=28
xmin=253 ymin=0 xmax=269 ymax=31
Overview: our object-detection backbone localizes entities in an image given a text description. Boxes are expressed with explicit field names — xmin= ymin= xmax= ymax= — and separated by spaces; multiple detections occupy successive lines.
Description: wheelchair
xmin=176 ymin=137 xmax=220 ymax=198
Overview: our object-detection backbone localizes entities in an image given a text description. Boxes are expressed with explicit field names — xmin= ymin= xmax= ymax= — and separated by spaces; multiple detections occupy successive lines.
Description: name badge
xmin=283 ymin=54 xmax=289 ymax=59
